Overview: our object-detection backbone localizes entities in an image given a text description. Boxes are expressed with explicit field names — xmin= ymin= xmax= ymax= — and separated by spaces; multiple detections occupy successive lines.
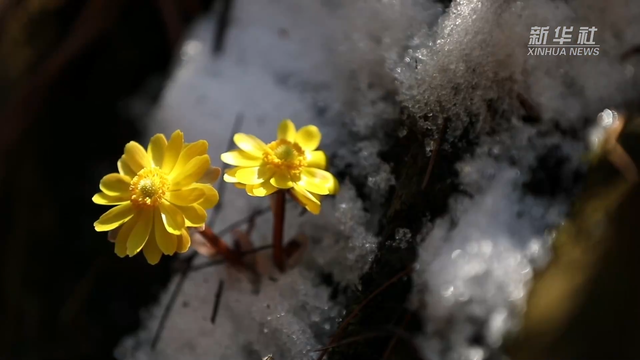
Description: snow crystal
xmin=387 ymin=228 xmax=413 ymax=249
xmin=415 ymin=131 xmax=574 ymax=360
xmin=396 ymin=0 xmax=640 ymax=137
xmin=407 ymin=0 xmax=640 ymax=359
xmin=304 ymin=181 xmax=379 ymax=285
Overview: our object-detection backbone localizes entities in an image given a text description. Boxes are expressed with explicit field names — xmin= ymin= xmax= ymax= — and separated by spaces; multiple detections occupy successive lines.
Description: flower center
xmin=263 ymin=139 xmax=306 ymax=176
xmin=130 ymin=167 xmax=170 ymax=207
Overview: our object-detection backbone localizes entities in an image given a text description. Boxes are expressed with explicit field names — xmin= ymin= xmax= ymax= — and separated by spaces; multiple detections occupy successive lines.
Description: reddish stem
xmin=272 ymin=190 xmax=286 ymax=272
xmin=200 ymin=225 xmax=242 ymax=267
xmin=383 ymin=311 xmax=413 ymax=359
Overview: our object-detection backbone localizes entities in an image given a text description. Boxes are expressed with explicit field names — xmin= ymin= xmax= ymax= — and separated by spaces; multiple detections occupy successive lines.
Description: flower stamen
xmin=263 ymin=139 xmax=306 ymax=177
xmin=130 ymin=167 xmax=170 ymax=207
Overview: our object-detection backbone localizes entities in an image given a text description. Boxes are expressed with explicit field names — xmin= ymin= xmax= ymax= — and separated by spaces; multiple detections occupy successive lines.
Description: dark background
xmin=0 ymin=1 xmax=216 ymax=358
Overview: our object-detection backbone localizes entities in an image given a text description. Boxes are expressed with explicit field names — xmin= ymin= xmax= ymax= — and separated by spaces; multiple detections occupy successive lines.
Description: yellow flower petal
xmin=223 ymin=167 xmax=240 ymax=183
xmin=300 ymin=167 xmax=339 ymax=195
xmin=233 ymin=133 xmax=267 ymax=157
xmin=198 ymin=166 xmax=221 ymax=184
xmin=270 ymin=170 xmax=293 ymax=189
xmin=159 ymin=200 xmax=185 ymax=234
xmin=108 ymin=225 xmax=121 ymax=242
xmin=114 ymin=217 xmax=137 ymax=257
xmin=277 ymin=119 xmax=296 ymax=141
xmin=92 ymin=192 xmax=129 ymax=205
xmin=175 ymin=204 xmax=207 ymax=226
xmin=176 ymin=229 xmax=191 ymax=253
xmin=170 ymin=155 xmax=211 ymax=190
xmin=295 ymin=125 xmax=321 ymax=151
xmin=235 ymin=166 xmax=275 ymax=185
xmin=306 ymin=150 xmax=327 ymax=169
xmin=291 ymin=184 xmax=321 ymax=214
xmin=147 ymin=133 xmax=167 ymax=168
xmin=234 ymin=183 xmax=246 ymax=189
xmin=329 ymin=176 xmax=340 ymax=194
xmin=118 ymin=157 xmax=137 ymax=178
xmin=142 ymin=229 xmax=163 ymax=265
xmin=297 ymin=179 xmax=329 ymax=195
xmin=162 ymin=130 xmax=184 ymax=173
xmin=123 ymin=141 xmax=151 ymax=173
xmin=220 ymin=149 xmax=262 ymax=166
xmin=99 ymin=173 xmax=131 ymax=196
xmin=126 ymin=209 xmax=153 ymax=256
xmin=246 ymin=181 xmax=278 ymax=197
xmin=154 ymin=208 xmax=177 ymax=255
xmin=194 ymin=184 xmax=219 ymax=209
xmin=94 ymin=203 xmax=135 ymax=231
xmin=170 ymin=140 xmax=208 ymax=177
xmin=167 ymin=187 xmax=206 ymax=206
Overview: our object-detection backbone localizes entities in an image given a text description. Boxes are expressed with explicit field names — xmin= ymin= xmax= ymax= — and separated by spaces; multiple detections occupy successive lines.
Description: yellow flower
xmin=220 ymin=119 xmax=339 ymax=214
xmin=92 ymin=130 xmax=221 ymax=264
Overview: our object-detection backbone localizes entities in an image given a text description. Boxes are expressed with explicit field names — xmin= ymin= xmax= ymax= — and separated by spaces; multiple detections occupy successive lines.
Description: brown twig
xmin=210 ymin=279 xmax=225 ymax=324
xmin=313 ymin=327 xmax=420 ymax=358
xmin=316 ymin=265 xmax=415 ymax=360
xmin=212 ymin=0 xmax=235 ymax=54
xmin=272 ymin=190 xmax=286 ymax=272
xmin=421 ymin=118 xmax=448 ymax=189
xmin=189 ymin=244 xmax=274 ymax=273
xmin=214 ymin=203 xmax=274 ymax=239
xmin=199 ymin=225 xmax=243 ymax=266
xmin=383 ymin=311 xmax=413 ymax=359
xmin=313 ymin=333 xmax=389 ymax=352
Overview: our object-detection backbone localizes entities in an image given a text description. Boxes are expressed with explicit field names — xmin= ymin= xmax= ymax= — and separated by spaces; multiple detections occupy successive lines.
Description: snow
xmin=116 ymin=0 xmax=640 ymax=358
xmin=403 ymin=0 xmax=640 ymax=359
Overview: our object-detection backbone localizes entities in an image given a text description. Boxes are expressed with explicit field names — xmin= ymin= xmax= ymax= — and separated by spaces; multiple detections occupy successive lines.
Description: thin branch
xmin=212 ymin=0 xmax=234 ymax=55
xmin=200 ymin=225 xmax=243 ymax=266
xmin=217 ymin=204 xmax=274 ymax=238
xmin=313 ymin=333 xmax=388 ymax=352
xmin=383 ymin=311 xmax=413 ymax=359
xmin=316 ymin=265 xmax=415 ymax=360
xmin=189 ymin=244 xmax=274 ymax=273
xmin=210 ymin=279 xmax=225 ymax=324
xmin=313 ymin=327 xmax=418 ymax=357
xmin=422 ymin=118 xmax=448 ymax=189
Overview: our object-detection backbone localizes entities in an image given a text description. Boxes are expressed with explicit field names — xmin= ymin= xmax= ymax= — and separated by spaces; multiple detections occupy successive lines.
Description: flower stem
xmin=272 ymin=190 xmax=286 ymax=272
xmin=199 ymin=225 xmax=242 ymax=266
